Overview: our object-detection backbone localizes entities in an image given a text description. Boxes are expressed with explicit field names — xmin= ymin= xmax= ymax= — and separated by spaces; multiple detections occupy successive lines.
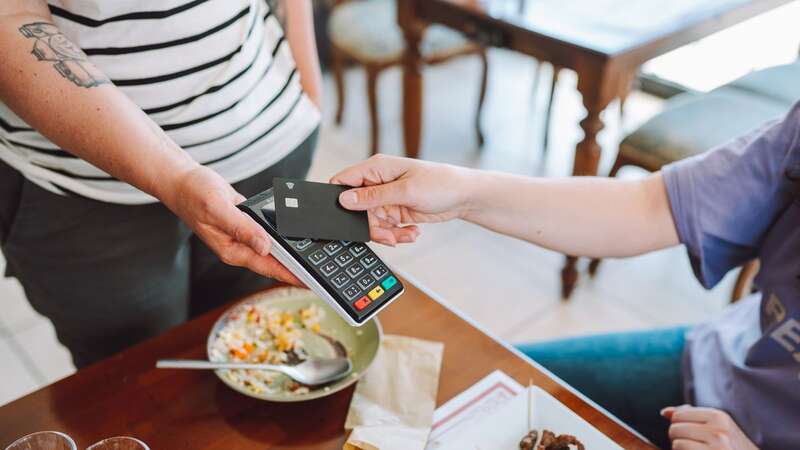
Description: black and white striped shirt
xmin=0 ymin=0 xmax=320 ymax=204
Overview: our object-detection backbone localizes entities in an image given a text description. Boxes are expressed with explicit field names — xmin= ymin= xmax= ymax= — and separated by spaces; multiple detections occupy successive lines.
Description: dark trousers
xmin=0 ymin=130 xmax=318 ymax=368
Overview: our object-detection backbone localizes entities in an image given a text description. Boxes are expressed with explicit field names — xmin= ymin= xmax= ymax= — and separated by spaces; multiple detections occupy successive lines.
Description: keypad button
xmin=367 ymin=285 xmax=384 ymax=300
xmin=335 ymin=252 xmax=354 ymax=267
xmin=360 ymin=254 xmax=378 ymax=269
xmin=340 ymin=240 xmax=352 ymax=247
xmin=343 ymin=284 xmax=361 ymax=300
xmin=371 ymin=265 xmax=388 ymax=280
xmin=308 ymin=250 xmax=327 ymax=265
xmin=354 ymin=296 xmax=371 ymax=311
xmin=350 ymin=244 xmax=368 ymax=257
xmin=357 ymin=274 xmax=374 ymax=290
xmin=346 ymin=263 xmax=365 ymax=278
xmin=381 ymin=275 xmax=398 ymax=290
xmin=332 ymin=273 xmax=350 ymax=288
xmin=323 ymin=242 xmax=343 ymax=256
xmin=292 ymin=238 xmax=313 ymax=251
xmin=320 ymin=261 xmax=339 ymax=276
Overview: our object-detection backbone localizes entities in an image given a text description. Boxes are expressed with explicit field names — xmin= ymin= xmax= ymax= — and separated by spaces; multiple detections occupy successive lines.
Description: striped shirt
xmin=0 ymin=0 xmax=320 ymax=204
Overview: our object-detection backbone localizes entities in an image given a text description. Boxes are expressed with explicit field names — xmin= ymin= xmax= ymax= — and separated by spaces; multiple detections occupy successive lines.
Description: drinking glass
xmin=85 ymin=437 xmax=149 ymax=450
xmin=5 ymin=431 xmax=77 ymax=450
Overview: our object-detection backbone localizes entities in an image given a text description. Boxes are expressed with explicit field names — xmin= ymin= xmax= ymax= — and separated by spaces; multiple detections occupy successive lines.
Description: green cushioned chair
xmin=617 ymin=89 xmax=790 ymax=169
xmin=588 ymin=61 xmax=800 ymax=292
xmin=328 ymin=0 xmax=488 ymax=156
xmin=610 ymin=60 xmax=800 ymax=174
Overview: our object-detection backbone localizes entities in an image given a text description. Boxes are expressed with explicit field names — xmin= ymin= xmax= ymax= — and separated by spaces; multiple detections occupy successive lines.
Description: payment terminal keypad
xmin=346 ymin=264 xmax=365 ymax=278
xmin=286 ymin=237 xmax=402 ymax=314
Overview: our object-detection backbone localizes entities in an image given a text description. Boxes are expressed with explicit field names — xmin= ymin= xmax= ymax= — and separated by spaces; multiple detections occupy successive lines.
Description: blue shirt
xmin=663 ymin=102 xmax=800 ymax=450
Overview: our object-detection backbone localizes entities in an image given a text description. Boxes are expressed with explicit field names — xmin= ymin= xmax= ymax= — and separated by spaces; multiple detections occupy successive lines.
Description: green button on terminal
xmin=381 ymin=276 xmax=397 ymax=290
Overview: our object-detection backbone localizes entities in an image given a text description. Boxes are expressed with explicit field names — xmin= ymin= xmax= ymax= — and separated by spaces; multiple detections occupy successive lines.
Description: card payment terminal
xmin=238 ymin=188 xmax=404 ymax=326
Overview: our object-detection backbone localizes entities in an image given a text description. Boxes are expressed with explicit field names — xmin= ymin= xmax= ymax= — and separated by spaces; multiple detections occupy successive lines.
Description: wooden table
xmin=0 ymin=277 xmax=655 ymax=449
xmin=397 ymin=0 xmax=792 ymax=298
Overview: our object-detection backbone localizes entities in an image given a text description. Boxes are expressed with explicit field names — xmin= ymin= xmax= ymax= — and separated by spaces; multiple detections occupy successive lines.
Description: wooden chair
xmin=328 ymin=0 xmax=488 ymax=156
xmin=731 ymin=260 xmax=759 ymax=303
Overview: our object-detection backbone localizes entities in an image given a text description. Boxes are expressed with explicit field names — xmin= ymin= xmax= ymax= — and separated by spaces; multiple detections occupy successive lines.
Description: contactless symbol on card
xmin=272 ymin=178 xmax=371 ymax=242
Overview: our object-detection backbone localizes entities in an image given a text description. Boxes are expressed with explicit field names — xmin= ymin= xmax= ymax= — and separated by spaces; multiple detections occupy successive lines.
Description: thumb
xmin=219 ymin=207 xmax=272 ymax=256
xmin=661 ymin=405 xmax=690 ymax=419
xmin=339 ymin=182 xmax=409 ymax=211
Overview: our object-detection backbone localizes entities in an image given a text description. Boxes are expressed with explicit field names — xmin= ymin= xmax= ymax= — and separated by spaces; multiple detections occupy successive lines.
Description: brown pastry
xmin=519 ymin=430 xmax=537 ymax=450
xmin=519 ymin=429 xmax=585 ymax=450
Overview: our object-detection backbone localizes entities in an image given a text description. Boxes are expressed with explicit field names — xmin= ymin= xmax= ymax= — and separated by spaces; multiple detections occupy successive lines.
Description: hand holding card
xmin=332 ymin=156 xmax=473 ymax=246
xmin=237 ymin=184 xmax=406 ymax=326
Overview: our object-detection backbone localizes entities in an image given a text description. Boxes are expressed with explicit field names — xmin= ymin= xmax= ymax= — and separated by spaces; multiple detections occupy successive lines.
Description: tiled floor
xmin=0 ymin=49 xmax=735 ymax=407
xmin=0 ymin=261 xmax=74 ymax=405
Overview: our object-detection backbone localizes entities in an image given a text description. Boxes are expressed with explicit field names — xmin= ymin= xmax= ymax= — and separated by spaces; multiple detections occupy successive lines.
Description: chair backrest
xmin=731 ymin=260 xmax=759 ymax=303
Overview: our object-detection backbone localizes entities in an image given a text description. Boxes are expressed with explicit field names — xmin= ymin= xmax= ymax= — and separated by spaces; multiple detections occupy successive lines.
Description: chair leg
xmin=530 ymin=60 xmax=543 ymax=163
xmin=587 ymin=258 xmax=602 ymax=277
xmin=618 ymin=71 xmax=637 ymax=122
xmin=475 ymin=49 xmax=489 ymax=148
xmin=542 ymin=65 xmax=561 ymax=153
xmin=731 ymin=259 xmax=760 ymax=303
xmin=366 ymin=65 xmax=380 ymax=156
xmin=588 ymin=155 xmax=627 ymax=277
xmin=331 ymin=46 xmax=346 ymax=125
xmin=530 ymin=59 xmax=543 ymax=103
xmin=561 ymin=255 xmax=579 ymax=300
xmin=619 ymin=92 xmax=628 ymax=121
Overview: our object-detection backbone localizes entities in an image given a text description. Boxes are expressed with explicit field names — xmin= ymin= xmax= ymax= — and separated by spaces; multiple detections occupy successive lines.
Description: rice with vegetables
xmin=210 ymin=302 xmax=324 ymax=395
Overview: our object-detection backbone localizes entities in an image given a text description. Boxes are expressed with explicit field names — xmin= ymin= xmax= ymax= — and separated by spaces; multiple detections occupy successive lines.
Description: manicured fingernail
xmin=340 ymin=191 xmax=357 ymax=207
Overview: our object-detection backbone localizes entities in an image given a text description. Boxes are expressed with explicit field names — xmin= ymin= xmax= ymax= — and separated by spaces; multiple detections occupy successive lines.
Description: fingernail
xmin=340 ymin=191 xmax=357 ymax=207
xmin=399 ymin=235 xmax=414 ymax=243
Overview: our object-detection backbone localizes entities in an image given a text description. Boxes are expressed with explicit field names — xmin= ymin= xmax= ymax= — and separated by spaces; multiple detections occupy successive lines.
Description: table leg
xmin=398 ymin=0 xmax=424 ymax=159
xmin=573 ymin=79 xmax=615 ymax=176
xmin=561 ymin=66 xmax=619 ymax=299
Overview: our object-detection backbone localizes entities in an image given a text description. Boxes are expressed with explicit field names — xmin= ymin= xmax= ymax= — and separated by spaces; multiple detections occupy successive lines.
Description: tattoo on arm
xmin=18 ymin=22 xmax=109 ymax=88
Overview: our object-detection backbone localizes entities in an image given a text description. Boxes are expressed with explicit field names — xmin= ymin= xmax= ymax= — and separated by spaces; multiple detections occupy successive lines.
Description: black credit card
xmin=272 ymin=178 xmax=370 ymax=242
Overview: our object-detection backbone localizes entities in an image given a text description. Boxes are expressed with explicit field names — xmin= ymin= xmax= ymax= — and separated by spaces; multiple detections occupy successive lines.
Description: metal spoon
xmin=156 ymin=357 xmax=352 ymax=385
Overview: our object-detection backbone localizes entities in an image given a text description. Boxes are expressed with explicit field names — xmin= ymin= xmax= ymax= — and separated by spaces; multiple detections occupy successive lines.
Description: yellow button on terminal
xmin=368 ymin=286 xmax=384 ymax=300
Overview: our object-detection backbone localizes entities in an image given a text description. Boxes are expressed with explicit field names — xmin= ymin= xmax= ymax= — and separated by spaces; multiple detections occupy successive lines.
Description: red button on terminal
xmin=354 ymin=296 xmax=371 ymax=311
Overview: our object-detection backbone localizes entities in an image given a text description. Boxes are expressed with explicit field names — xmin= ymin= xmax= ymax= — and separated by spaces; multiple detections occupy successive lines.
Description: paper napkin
xmin=344 ymin=335 xmax=444 ymax=450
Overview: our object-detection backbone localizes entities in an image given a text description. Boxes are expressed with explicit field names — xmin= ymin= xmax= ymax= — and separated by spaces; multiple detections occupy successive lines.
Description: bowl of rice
xmin=207 ymin=286 xmax=381 ymax=402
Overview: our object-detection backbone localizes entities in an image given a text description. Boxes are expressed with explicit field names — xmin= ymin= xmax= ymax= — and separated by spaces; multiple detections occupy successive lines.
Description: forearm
xmin=461 ymin=171 xmax=680 ymax=257
xmin=284 ymin=0 xmax=322 ymax=108
xmin=0 ymin=10 xmax=197 ymax=206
